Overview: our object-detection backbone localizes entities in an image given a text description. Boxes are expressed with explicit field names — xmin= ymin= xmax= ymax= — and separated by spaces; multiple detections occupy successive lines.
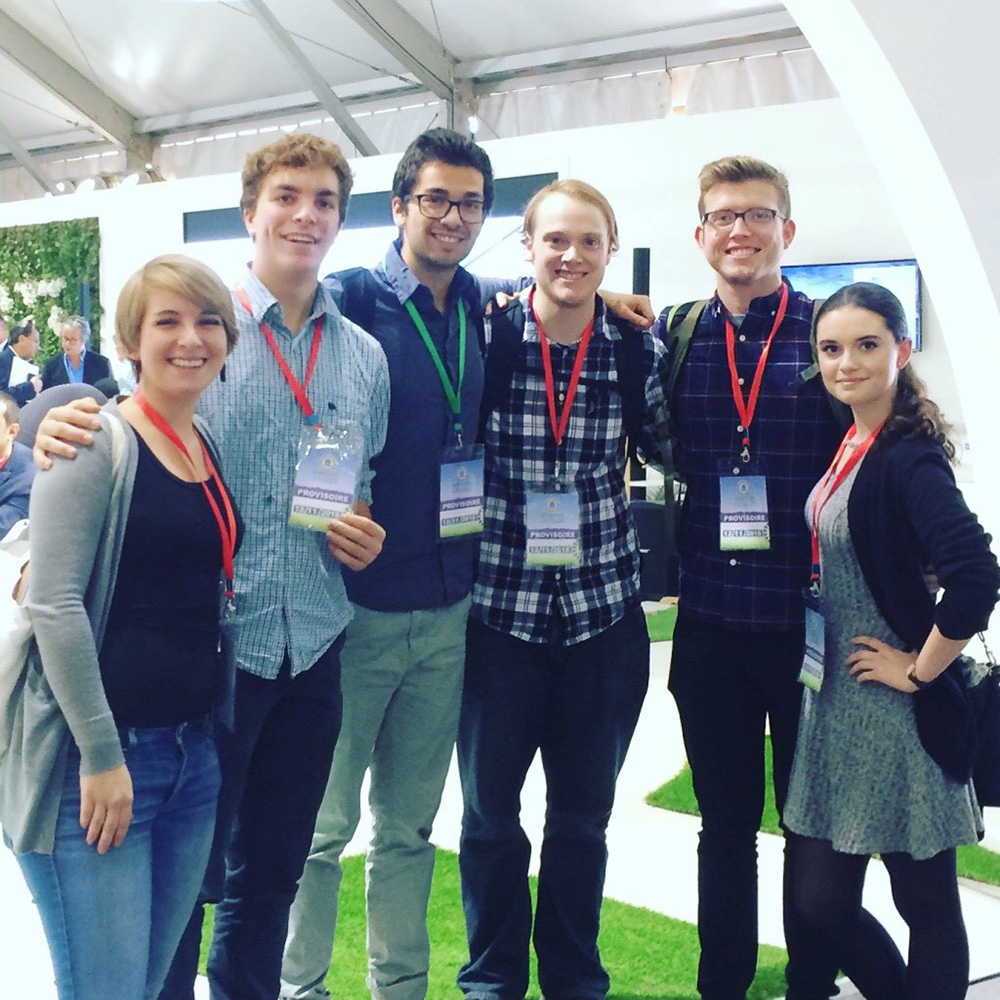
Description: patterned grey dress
xmin=783 ymin=462 xmax=982 ymax=859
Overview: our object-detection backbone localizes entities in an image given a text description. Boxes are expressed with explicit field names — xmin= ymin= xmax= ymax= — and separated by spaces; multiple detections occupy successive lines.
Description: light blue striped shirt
xmin=199 ymin=267 xmax=390 ymax=679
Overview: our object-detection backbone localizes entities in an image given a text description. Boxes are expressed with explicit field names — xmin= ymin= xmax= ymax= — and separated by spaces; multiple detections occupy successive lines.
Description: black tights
xmin=789 ymin=834 xmax=968 ymax=1000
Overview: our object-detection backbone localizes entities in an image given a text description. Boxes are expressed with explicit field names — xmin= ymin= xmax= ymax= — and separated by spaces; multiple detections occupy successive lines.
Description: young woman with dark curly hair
xmin=782 ymin=281 xmax=1000 ymax=1000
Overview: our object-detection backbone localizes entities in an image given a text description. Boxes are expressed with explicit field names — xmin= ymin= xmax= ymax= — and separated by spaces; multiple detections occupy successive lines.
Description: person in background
xmin=458 ymin=179 xmax=669 ymax=1000
xmin=784 ymin=281 xmax=1000 ymax=1000
xmin=0 ymin=391 xmax=34 ymax=538
xmin=651 ymin=155 xmax=842 ymax=1000
xmin=8 ymin=254 xmax=243 ymax=1000
xmin=42 ymin=316 xmax=112 ymax=390
xmin=0 ymin=320 xmax=42 ymax=406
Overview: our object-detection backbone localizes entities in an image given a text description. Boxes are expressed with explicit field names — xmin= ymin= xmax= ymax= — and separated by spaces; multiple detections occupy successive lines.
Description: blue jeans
xmin=457 ymin=607 xmax=649 ymax=1000
xmin=16 ymin=720 xmax=220 ymax=1000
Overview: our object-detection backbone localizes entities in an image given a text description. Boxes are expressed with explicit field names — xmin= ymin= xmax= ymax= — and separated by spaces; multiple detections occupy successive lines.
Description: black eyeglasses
xmin=410 ymin=193 xmax=485 ymax=223
xmin=701 ymin=207 xmax=785 ymax=229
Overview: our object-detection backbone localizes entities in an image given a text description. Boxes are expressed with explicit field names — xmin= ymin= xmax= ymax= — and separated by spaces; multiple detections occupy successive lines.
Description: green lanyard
xmin=404 ymin=297 xmax=467 ymax=445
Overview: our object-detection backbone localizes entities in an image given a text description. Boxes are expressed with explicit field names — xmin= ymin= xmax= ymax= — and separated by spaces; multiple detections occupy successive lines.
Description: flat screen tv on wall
xmin=782 ymin=258 xmax=922 ymax=350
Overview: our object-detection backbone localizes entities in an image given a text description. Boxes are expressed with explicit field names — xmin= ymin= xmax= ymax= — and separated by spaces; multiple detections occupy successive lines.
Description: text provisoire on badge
xmin=289 ymin=421 xmax=364 ymax=531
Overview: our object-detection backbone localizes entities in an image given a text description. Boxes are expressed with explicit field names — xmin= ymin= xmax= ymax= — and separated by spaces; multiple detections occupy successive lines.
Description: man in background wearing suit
xmin=41 ymin=316 xmax=111 ymax=390
xmin=0 ymin=320 xmax=42 ymax=407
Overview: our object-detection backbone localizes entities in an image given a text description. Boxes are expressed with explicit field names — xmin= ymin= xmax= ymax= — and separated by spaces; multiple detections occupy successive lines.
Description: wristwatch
xmin=906 ymin=660 xmax=931 ymax=689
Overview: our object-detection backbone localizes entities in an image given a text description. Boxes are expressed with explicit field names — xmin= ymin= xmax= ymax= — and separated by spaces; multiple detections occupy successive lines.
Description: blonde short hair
xmin=241 ymin=133 xmax=353 ymax=219
xmin=115 ymin=255 xmax=238 ymax=376
xmin=522 ymin=178 xmax=620 ymax=254
xmin=697 ymin=156 xmax=791 ymax=219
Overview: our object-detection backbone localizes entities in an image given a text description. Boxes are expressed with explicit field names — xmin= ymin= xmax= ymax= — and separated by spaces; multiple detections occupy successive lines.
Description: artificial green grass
xmin=199 ymin=849 xmax=788 ymax=998
xmin=646 ymin=736 xmax=1000 ymax=887
xmin=645 ymin=603 xmax=678 ymax=643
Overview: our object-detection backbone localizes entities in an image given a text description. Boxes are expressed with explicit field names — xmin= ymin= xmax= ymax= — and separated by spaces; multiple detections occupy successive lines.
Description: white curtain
xmin=0 ymin=53 xmax=837 ymax=202
xmin=686 ymin=50 xmax=837 ymax=115
xmin=474 ymin=71 xmax=670 ymax=140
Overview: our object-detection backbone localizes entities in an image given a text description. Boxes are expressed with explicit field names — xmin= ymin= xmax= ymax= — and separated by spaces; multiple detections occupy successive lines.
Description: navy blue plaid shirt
xmin=652 ymin=282 xmax=843 ymax=631
xmin=473 ymin=290 xmax=670 ymax=645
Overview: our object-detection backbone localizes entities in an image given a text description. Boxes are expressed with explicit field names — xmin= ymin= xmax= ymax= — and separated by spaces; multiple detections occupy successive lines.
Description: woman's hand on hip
xmin=847 ymin=636 xmax=916 ymax=692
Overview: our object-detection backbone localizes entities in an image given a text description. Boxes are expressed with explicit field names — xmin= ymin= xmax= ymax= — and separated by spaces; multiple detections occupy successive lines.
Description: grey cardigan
xmin=4 ymin=402 xmax=218 ymax=854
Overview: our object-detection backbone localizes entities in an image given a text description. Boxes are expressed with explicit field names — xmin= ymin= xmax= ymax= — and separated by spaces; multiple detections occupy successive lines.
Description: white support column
xmin=785 ymin=0 xmax=1000 ymax=491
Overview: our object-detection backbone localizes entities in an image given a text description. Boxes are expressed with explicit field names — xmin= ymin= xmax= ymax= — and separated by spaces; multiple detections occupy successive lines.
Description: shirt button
xmin=737 ymin=424 xmax=744 ymax=432
xmin=738 ymin=377 xmax=745 ymax=385
xmin=729 ymin=558 xmax=737 ymax=566
xmin=558 ymin=392 xmax=565 ymax=402
xmin=554 ymin=571 xmax=562 ymax=580
xmin=739 ymin=334 xmax=747 ymax=342
xmin=732 ymin=466 xmax=740 ymax=474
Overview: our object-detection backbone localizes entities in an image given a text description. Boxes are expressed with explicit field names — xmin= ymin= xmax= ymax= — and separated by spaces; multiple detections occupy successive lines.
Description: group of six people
xmin=5 ymin=124 xmax=998 ymax=1000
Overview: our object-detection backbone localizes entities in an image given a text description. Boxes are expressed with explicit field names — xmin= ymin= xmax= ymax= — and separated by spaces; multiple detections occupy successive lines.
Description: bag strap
xmin=334 ymin=267 xmax=380 ymax=334
xmin=478 ymin=300 xmax=526 ymax=442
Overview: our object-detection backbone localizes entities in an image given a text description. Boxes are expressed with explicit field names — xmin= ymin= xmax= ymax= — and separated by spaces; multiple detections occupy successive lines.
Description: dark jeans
xmin=158 ymin=639 xmax=344 ymax=1000
xmin=457 ymin=607 xmax=650 ymax=1000
xmin=668 ymin=609 xmax=838 ymax=1000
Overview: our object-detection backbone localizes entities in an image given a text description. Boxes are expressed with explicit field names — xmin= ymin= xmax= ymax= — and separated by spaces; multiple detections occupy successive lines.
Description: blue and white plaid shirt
xmin=472 ymin=289 xmax=670 ymax=645
xmin=199 ymin=267 xmax=390 ymax=679
xmin=653 ymin=282 xmax=843 ymax=630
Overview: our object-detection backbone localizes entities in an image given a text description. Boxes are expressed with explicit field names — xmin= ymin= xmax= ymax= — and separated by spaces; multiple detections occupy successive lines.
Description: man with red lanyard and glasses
xmin=457 ymin=179 xmax=670 ymax=1000
xmin=651 ymin=156 xmax=844 ymax=1000
xmin=32 ymin=132 xmax=391 ymax=1000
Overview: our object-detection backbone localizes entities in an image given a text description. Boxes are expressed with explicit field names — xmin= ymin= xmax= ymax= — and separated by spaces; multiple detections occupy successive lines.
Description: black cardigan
xmin=848 ymin=435 xmax=1000 ymax=783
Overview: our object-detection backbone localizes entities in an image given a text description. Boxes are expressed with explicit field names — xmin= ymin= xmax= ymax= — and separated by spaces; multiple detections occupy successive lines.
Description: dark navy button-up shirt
xmin=653 ymin=282 xmax=843 ymax=631
xmin=327 ymin=240 xmax=509 ymax=613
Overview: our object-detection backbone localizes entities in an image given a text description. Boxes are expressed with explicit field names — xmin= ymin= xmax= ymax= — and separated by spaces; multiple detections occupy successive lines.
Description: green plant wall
xmin=0 ymin=218 xmax=101 ymax=365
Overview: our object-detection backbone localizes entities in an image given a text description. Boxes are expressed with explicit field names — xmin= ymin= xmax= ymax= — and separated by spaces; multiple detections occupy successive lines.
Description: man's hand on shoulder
xmin=600 ymin=290 xmax=654 ymax=329
xmin=32 ymin=396 xmax=103 ymax=470
xmin=325 ymin=501 xmax=386 ymax=572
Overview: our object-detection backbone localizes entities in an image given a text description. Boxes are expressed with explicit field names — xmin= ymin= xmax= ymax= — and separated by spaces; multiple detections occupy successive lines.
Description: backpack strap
xmin=655 ymin=300 xmax=710 ymax=558
xmin=478 ymin=300 xmax=527 ymax=442
xmin=333 ymin=267 xmax=380 ymax=333
xmin=664 ymin=300 xmax=710 ymax=401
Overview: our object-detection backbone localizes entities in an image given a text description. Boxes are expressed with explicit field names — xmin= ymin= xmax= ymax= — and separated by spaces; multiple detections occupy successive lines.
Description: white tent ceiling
xmin=0 ymin=0 xmax=808 ymax=197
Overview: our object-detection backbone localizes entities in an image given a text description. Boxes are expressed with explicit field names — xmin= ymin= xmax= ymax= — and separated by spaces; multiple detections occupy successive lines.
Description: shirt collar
xmin=379 ymin=237 xmax=476 ymax=309
xmin=711 ymin=278 xmax=790 ymax=322
xmin=65 ymin=347 xmax=87 ymax=370
xmin=519 ymin=286 xmax=615 ymax=344
xmin=239 ymin=264 xmax=330 ymax=333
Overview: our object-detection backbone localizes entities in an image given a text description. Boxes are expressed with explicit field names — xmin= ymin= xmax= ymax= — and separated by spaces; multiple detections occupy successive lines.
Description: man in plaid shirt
xmin=457 ymin=179 xmax=670 ymax=1000
xmin=651 ymin=157 xmax=843 ymax=1000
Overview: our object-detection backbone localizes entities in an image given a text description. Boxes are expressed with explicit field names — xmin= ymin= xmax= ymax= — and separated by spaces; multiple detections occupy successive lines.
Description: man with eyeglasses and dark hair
xmin=652 ymin=156 xmax=844 ymax=1000
xmin=283 ymin=128 xmax=654 ymax=1000
xmin=276 ymin=126 xmax=500 ymax=1000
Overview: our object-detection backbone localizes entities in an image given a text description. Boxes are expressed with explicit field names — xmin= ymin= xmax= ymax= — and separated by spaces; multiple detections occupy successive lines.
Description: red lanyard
xmin=0 ymin=447 xmax=10 ymax=473
xmin=531 ymin=291 xmax=594 ymax=447
xmin=809 ymin=421 xmax=884 ymax=585
xmin=725 ymin=282 xmax=789 ymax=460
xmin=133 ymin=390 xmax=238 ymax=600
xmin=235 ymin=288 xmax=324 ymax=425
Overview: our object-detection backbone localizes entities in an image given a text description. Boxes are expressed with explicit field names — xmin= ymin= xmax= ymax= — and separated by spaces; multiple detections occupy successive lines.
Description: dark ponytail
xmin=814 ymin=282 xmax=955 ymax=462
